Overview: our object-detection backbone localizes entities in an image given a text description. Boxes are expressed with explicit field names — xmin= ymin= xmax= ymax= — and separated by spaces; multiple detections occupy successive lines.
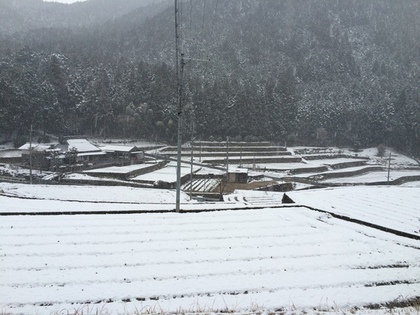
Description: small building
xmin=19 ymin=142 xmax=53 ymax=152
xmin=0 ymin=150 xmax=22 ymax=164
xmin=16 ymin=139 xmax=108 ymax=171
xmin=64 ymin=139 xmax=106 ymax=162
xmin=227 ymin=169 xmax=248 ymax=183
xmin=19 ymin=142 xmax=55 ymax=170
xmin=100 ymin=145 xmax=144 ymax=164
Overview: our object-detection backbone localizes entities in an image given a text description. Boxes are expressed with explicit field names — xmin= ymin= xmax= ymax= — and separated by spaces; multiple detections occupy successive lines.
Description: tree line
xmin=0 ymin=0 xmax=419 ymax=155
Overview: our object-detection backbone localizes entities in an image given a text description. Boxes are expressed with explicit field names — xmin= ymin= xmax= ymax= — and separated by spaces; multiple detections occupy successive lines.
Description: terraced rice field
xmin=288 ymin=186 xmax=420 ymax=237
xmin=1 ymin=204 xmax=419 ymax=315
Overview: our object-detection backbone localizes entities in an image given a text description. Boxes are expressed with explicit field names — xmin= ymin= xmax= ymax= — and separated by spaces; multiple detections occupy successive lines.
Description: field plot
xmin=1 ymin=207 xmax=419 ymax=315
xmin=322 ymin=170 xmax=420 ymax=184
xmin=0 ymin=183 xmax=190 ymax=213
xmin=288 ymin=186 xmax=420 ymax=237
xmin=84 ymin=164 xmax=158 ymax=175
xmin=132 ymin=163 xmax=197 ymax=183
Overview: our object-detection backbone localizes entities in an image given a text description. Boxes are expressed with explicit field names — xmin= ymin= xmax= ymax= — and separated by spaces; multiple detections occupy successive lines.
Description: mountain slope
xmin=0 ymin=0 xmax=419 ymax=155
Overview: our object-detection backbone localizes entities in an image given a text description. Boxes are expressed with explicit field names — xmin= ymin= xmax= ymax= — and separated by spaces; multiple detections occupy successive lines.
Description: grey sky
xmin=44 ymin=0 xmax=87 ymax=3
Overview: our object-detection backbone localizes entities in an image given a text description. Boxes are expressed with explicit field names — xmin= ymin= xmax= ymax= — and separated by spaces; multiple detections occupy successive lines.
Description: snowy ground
xmin=0 ymin=183 xmax=194 ymax=213
xmin=132 ymin=163 xmax=199 ymax=183
xmin=1 ymin=145 xmax=419 ymax=314
xmin=401 ymin=181 xmax=420 ymax=188
xmin=288 ymin=186 xmax=420 ymax=236
xmin=1 ymin=183 xmax=419 ymax=315
xmin=84 ymin=163 xmax=159 ymax=175
xmin=322 ymin=170 xmax=420 ymax=184
xmin=237 ymin=158 xmax=368 ymax=171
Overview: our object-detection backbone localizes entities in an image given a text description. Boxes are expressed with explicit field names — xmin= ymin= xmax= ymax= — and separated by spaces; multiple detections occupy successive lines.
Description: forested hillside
xmin=0 ymin=0 xmax=419 ymax=155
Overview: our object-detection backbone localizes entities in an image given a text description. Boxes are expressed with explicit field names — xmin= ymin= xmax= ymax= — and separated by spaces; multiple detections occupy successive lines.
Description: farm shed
xmin=100 ymin=145 xmax=144 ymax=164
xmin=227 ymin=169 xmax=248 ymax=183
xmin=0 ymin=150 xmax=22 ymax=163
xmin=19 ymin=143 xmax=54 ymax=169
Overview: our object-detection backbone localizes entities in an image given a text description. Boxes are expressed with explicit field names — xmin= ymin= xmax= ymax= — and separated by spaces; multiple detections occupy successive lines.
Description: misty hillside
xmin=0 ymin=0 xmax=170 ymax=35
xmin=0 ymin=0 xmax=419 ymax=156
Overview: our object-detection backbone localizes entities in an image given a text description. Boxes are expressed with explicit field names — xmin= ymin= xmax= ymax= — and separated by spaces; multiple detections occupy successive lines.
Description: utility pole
xmin=190 ymin=133 xmax=194 ymax=201
xmin=226 ymin=136 xmax=229 ymax=179
xmin=387 ymin=149 xmax=392 ymax=184
xmin=240 ymin=144 xmax=242 ymax=167
xmin=189 ymin=113 xmax=195 ymax=200
xmin=29 ymin=124 xmax=33 ymax=185
xmin=199 ymin=136 xmax=202 ymax=162
xmin=174 ymin=0 xmax=209 ymax=211
xmin=175 ymin=0 xmax=183 ymax=212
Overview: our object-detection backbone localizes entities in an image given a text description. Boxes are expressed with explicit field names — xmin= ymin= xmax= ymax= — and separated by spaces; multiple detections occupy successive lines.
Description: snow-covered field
xmin=84 ymin=163 xmax=159 ymax=175
xmin=239 ymin=158 xmax=368 ymax=171
xmin=1 ymin=183 xmax=419 ymax=315
xmin=322 ymin=170 xmax=420 ymax=184
xmin=1 ymin=145 xmax=419 ymax=314
xmin=132 ymin=163 xmax=197 ymax=183
xmin=288 ymin=186 xmax=420 ymax=236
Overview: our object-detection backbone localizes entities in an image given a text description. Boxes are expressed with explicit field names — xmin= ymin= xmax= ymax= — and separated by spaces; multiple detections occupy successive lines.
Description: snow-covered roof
xmin=18 ymin=143 xmax=52 ymax=151
xmin=100 ymin=145 xmax=139 ymax=153
xmin=67 ymin=139 xmax=101 ymax=153
xmin=229 ymin=168 xmax=248 ymax=174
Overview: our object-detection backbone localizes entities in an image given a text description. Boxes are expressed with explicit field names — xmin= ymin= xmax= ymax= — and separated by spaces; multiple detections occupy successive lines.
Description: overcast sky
xmin=44 ymin=0 xmax=87 ymax=3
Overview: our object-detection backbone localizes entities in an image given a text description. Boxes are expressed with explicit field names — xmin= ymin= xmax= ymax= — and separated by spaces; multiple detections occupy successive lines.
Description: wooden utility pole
xmin=190 ymin=136 xmax=194 ymax=201
xmin=29 ymin=124 xmax=33 ymax=185
xmin=387 ymin=150 xmax=392 ymax=184
xmin=175 ymin=0 xmax=183 ymax=212
xmin=226 ymin=136 xmax=229 ymax=179
xmin=174 ymin=0 xmax=209 ymax=210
